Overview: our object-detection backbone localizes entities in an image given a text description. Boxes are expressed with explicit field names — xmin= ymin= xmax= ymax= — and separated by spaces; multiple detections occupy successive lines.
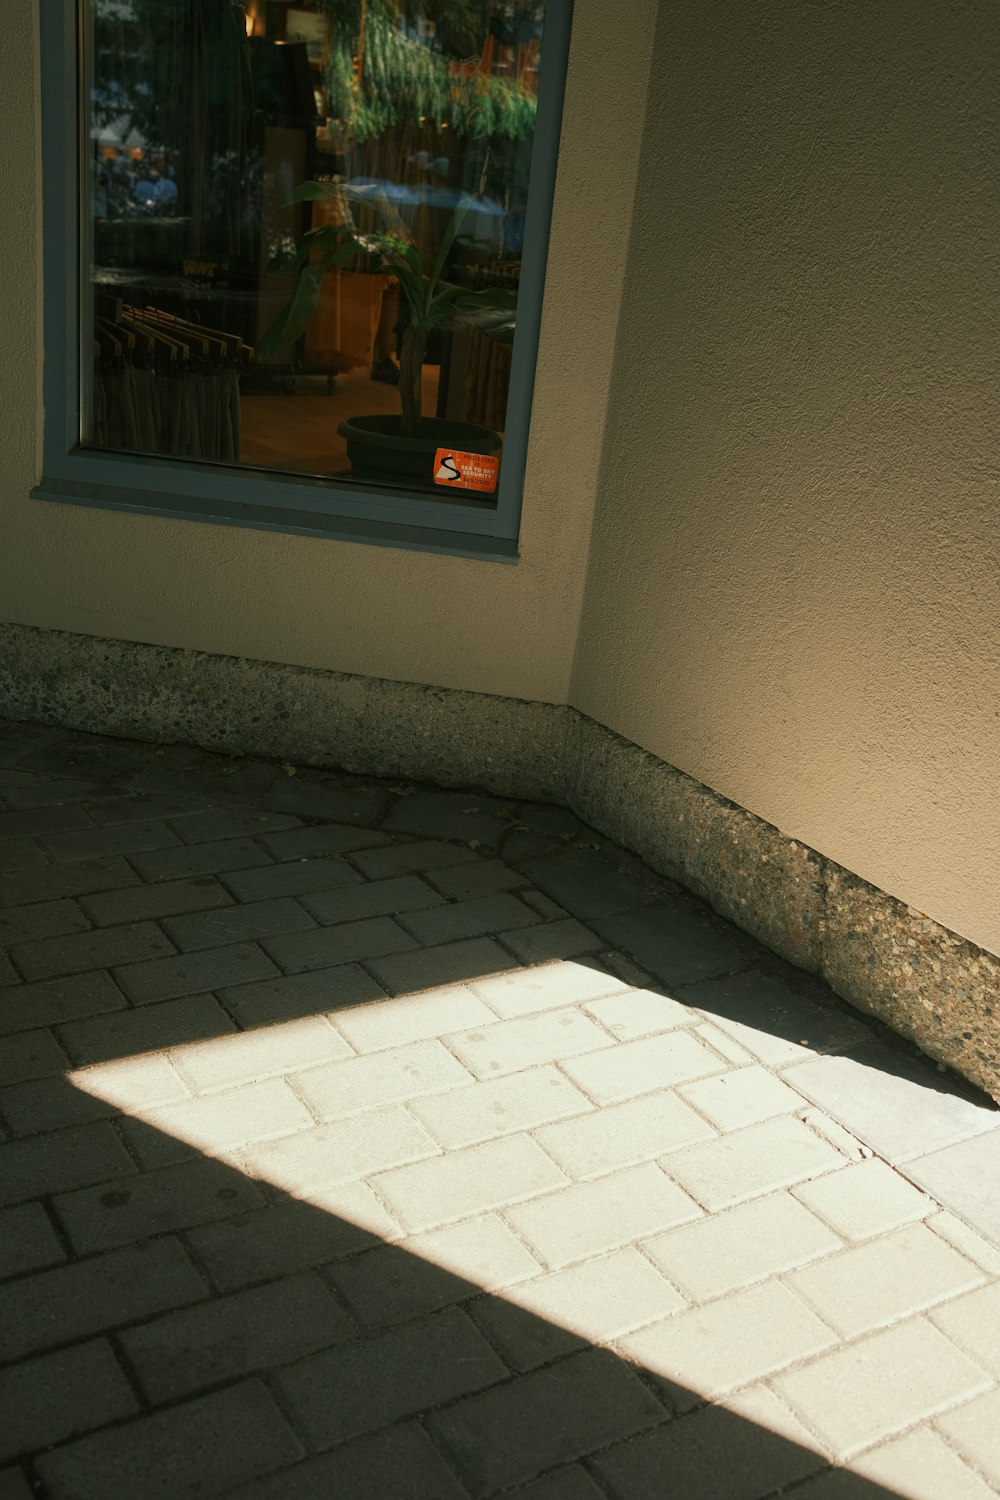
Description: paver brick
xmin=0 ymin=803 xmax=93 ymax=841
xmin=331 ymin=985 xmax=494 ymax=1053
xmin=593 ymin=1386 xmax=825 ymax=1500
xmin=291 ymin=1039 xmax=472 ymax=1122
xmin=677 ymin=1063 xmax=804 ymax=1130
xmin=129 ymin=836 xmax=272 ymax=881
xmin=381 ymin=791 xmax=514 ymax=844
xmin=184 ymin=1195 xmax=388 ymax=1292
xmin=366 ymin=936 xmax=513 ymax=995
xmin=446 ymin=1007 xmax=612 ymax=1079
xmin=0 ymin=899 xmax=90 ymax=946
xmin=222 ymin=856 xmax=363 ymax=904
xmin=263 ymin=917 xmax=417 ymax=974
xmin=172 ymin=1015 xmax=352 ymax=1093
xmin=928 ymin=1210 xmax=1000 ymax=1275
xmin=680 ymin=970 xmax=873 ymax=1065
xmin=3 ymin=775 xmax=113 ymax=807
xmin=217 ymin=963 xmax=385 ymax=1028
xmin=594 ymin=901 xmax=754 ymax=985
xmin=328 ymin=1214 xmax=540 ymax=1330
xmin=300 ymin=874 xmax=444 ymax=925
xmin=398 ymin=893 xmax=541 ymax=946
xmin=536 ymin=1089 xmax=715 ymax=1180
xmin=0 ymin=1201 xmax=66 ymax=1280
xmin=786 ymin=1222 xmax=983 ymax=1338
xmin=10 ymin=920 xmax=177 ymax=981
xmin=0 ymin=955 xmax=19 ymax=987
xmin=225 ymin=1423 xmax=469 ymax=1500
xmin=850 ymin=1427 xmax=1000 ymax=1500
xmin=500 ymin=919 xmax=604 ymax=964
xmin=371 ymin=1133 xmax=567 ymax=1233
xmin=136 ymin=1078 xmax=316 ymax=1159
xmin=53 ymin=1156 xmax=266 ymax=1253
xmin=792 ymin=1157 xmax=934 ymax=1240
xmin=620 ymin=1280 xmax=837 ymax=1401
xmin=274 ymin=1309 xmax=508 ymax=1449
xmin=781 ymin=1044 xmax=998 ymax=1164
xmin=0 ymin=1237 xmax=206 ymax=1360
xmin=350 ymin=839 xmax=480 ymax=880
xmin=161 ymin=897 xmax=317 ymax=953
xmin=121 ymin=1271 xmax=354 ymax=1402
xmin=519 ymin=851 xmax=668 ymax=921
xmin=904 ymin=1129 xmax=1000 ymax=1246
xmin=34 ymin=1379 xmax=304 ymax=1500
xmin=429 ymin=1346 xmax=667 ymax=1496
xmin=558 ymin=1030 xmax=724 ymax=1104
xmin=509 ymin=1247 xmax=686 ymax=1342
xmin=929 ymin=1280 xmax=1000 ymax=1379
xmin=57 ymin=993 xmax=237 ymax=1066
xmin=0 ymin=1339 xmax=139 ymax=1465
xmin=79 ymin=876 xmax=234 ymax=926
xmin=0 ymin=855 xmax=140 ymax=909
xmin=0 ymin=1120 xmax=135 ymax=1206
xmin=237 ymin=1107 xmax=439 ymax=1197
xmin=113 ymin=941 xmax=279 ymax=1004
xmin=772 ymin=1318 xmax=993 ymax=1459
xmin=468 ymin=1295 xmax=585 ymax=1373
xmin=168 ymin=808 xmax=302 ymax=843
xmin=468 ymin=958 xmax=626 ymax=1019
xmin=660 ymin=1115 xmax=846 ymax=1211
xmin=0 ymin=1074 xmax=120 ymax=1135
xmin=580 ymin=986 xmax=692 ymax=1039
xmin=0 ymin=838 xmax=46 ymax=873
xmin=935 ymin=1388 xmax=1000 ymax=1490
xmin=504 ymin=1163 xmax=703 ymax=1269
xmin=68 ymin=1053 xmax=190 ymax=1114
xmin=0 ymin=970 xmax=127 ymax=1036
xmin=40 ymin=820 xmax=183 ymax=862
xmin=508 ymin=1467 xmax=607 ymax=1500
xmin=258 ymin=823 xmax=392 ymax=861
xmin=257 ymin=776 xmax=392 ymax=826
xmin=426 ymin=859 xmax=527 ymax=899
xmin=0 ymin=1467 xmax=34 ymax=1500
xmin=0 ymin=1028 xmax=69 ymax=1086
xmin=642 ymin=1190 xmax=841 ymax=1302
xmin=409 ymin=1064 xmax=592 ymax=1149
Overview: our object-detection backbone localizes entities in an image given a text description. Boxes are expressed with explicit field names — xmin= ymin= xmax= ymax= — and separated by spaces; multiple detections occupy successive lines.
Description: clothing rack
xmin=91 ymin=300 xmax=251 ymax=463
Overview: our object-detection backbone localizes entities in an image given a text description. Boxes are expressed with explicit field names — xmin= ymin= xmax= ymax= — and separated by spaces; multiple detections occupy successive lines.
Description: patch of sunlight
xmin=64 ymin=962 xmax=976 ymax=1498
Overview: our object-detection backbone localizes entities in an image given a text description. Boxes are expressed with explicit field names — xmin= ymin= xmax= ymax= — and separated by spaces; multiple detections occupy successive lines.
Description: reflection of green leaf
xmin=257 ymin=261 xmax=327 ymax=359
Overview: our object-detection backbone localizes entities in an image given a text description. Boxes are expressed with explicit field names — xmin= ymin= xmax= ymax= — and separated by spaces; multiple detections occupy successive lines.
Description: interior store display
xmin=84 ymin=0 xmax=548 ymax=498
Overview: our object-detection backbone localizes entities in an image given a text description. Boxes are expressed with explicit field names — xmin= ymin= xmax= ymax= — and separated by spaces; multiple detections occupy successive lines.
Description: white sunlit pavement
xmin=1 ymin=721 xmax=1000 ymax=1499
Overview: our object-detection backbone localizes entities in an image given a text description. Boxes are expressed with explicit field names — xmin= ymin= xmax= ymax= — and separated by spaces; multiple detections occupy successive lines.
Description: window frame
xmin=34 ymin=1 xmax=573 ymax=561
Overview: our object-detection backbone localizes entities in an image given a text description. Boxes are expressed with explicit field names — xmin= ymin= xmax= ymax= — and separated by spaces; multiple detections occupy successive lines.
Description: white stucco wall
xmin=571 ymin=0 xmax=1000 ymax=956
xmin=0 ymin=0 xmax=658 ymax=706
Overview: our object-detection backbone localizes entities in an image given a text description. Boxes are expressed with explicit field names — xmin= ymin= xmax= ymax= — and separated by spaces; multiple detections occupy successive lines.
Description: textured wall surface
xmin=1 ymin=0 xmax=657 ymax=706
xmin=571 ymin=0 xmax=1000 ymax=955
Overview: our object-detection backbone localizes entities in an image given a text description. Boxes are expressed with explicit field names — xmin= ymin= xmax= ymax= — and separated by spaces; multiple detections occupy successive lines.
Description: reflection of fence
xmin=461 ymin=260 xmax=519 ymax=431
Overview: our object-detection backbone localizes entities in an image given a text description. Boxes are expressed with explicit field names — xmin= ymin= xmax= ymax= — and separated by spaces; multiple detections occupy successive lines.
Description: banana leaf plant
xmin=257 ymin=182 xmax=517 ymax=439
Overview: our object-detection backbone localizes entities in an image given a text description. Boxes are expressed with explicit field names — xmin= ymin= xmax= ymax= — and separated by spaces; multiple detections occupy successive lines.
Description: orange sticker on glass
xmin=433 ymin=448 xmax=500 ymax=493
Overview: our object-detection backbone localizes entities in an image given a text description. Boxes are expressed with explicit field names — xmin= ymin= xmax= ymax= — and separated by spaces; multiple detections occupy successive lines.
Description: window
xmin=36 ymin=1 xmax=572 ymax=557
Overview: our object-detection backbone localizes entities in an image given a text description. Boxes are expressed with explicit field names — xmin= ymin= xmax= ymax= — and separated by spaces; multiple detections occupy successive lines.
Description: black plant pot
xmin=337 ymin=415 xmax=502 ymax=491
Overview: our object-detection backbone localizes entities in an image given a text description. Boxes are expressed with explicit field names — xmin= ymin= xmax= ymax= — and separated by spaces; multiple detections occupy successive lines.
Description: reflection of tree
xmin=320 ymin=0 xmax=542 ymax=143
xmin=92 ymin=0 xmax=252 ymax=258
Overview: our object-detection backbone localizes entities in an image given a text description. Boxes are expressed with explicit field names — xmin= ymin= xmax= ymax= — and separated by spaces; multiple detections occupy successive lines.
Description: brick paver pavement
xmin=1 ymin=720 xmax=999 ymax=1498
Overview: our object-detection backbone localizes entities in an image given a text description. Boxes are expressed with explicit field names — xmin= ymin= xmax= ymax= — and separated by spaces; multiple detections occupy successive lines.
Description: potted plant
xmin=258 ymin=182 xmax=517 ymax=489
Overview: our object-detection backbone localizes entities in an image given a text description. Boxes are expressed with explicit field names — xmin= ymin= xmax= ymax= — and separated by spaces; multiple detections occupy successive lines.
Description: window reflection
xmin=86 ymin=0 xmax=547 ymax=499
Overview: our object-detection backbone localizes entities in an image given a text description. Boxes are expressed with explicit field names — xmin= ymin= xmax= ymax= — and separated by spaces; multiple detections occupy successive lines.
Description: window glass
xmin=85 ymin=0 xmax=549 ymax=504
